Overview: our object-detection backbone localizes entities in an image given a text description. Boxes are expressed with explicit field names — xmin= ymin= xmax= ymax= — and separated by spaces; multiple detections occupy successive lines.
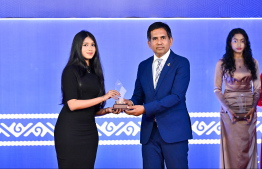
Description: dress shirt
xmin=152 ymin=49 xmax=170 ymax=89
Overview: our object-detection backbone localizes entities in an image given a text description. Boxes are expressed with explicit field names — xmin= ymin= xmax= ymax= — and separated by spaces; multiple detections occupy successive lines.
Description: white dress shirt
xmin=152 ymin=49 xmax=170 ymax=89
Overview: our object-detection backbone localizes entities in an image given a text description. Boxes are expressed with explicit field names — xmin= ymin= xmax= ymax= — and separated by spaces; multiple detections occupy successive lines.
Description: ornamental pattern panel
xmin=0 ymin=113 xmax=261 ymax=146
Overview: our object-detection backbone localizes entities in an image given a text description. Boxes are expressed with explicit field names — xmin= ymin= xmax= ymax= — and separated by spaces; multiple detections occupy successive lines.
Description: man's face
xmin=148 ymin=28 xmax=173 ymax=58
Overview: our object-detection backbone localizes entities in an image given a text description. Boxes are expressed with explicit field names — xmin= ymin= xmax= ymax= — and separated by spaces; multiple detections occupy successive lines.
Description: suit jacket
xmin=131 ymin=50 xmax=193 ymax=144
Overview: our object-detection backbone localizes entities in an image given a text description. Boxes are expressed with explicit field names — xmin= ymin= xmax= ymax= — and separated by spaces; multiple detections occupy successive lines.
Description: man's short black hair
xmin=147 ymin=22 xmax=172 ymax=41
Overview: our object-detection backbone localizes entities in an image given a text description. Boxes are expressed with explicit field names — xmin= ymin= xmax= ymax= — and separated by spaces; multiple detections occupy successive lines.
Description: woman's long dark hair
xmin=62 ymin=30 xmax=105 ymax=108
xmin=221 ymin=28 xmax=257 ymax=80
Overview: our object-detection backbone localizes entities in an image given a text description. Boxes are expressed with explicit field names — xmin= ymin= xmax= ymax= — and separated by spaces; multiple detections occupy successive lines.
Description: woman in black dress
xmin=54 ymin=30 xmax=120 ymax=168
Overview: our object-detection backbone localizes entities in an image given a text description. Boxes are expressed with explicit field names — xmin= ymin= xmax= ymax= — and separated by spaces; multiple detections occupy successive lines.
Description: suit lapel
xmin=154 ymin=51 xmax=176 ymax=95
xmin=144 ymin=57 xmax=155 ymax=94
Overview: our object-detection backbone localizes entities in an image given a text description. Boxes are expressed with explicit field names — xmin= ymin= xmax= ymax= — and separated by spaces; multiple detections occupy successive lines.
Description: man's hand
xmin=125 ymin=105 xmax=145 ymax=116
xmin=123 ymin=99 xmax=134 ymax=106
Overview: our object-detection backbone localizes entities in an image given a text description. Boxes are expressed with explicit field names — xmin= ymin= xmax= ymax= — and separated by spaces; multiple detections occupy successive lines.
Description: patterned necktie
xmin=155 ymin=59 xmax=163 ymax=84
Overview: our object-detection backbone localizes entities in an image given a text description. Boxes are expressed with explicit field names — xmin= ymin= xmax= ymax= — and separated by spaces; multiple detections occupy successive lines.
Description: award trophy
xmin=113 ymin=80 xmax=128 ymax=110
xmin=235 ymin=93 xmax=247 ymax=120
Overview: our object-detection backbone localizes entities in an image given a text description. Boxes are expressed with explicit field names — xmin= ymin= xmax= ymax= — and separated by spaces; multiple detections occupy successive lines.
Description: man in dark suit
xmin=124 ymin=22 xmax=192 ymax=169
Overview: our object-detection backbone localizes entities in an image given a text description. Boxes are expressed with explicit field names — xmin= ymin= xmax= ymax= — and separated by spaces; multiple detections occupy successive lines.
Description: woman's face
xmin=231 ymin=33 xmax=245 ymax=54
xmin=82 ymin=37 xmax=96 ymax=61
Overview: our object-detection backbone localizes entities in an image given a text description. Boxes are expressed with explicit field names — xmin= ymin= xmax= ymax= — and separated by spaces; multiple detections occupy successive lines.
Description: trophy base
xmin=113 ymin=104 xmax=128 ymax=110
xmin=235 ymin=113 xmax=249 ymax=121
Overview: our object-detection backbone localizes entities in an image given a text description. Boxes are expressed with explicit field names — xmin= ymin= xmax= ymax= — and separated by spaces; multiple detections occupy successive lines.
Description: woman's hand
xmin=104 ymin=90 xmax=120 ymax=100
xmin=245 ymin=107 xmax=256 ymax=123
xmin=107 ymin=107 xmax=122 ymax=114
xmin=227 ymin=109 xmax=238 ymax=123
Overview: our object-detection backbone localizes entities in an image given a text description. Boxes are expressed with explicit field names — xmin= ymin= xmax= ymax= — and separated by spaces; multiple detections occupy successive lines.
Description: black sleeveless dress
xmin=54 ymin=65 xmax=101 ymax=168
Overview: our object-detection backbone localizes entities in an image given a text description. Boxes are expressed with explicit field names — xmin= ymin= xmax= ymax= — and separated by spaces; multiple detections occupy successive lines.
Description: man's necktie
xmin=155 ymin=59 xmax=163 ymax=84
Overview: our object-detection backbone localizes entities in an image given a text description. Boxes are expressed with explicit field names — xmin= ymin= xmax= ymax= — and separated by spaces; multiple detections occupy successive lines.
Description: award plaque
xmin=113 ymin=80 xmax=128 ymax=110
xmin=235 ymin=94 xmax=248 ymax=120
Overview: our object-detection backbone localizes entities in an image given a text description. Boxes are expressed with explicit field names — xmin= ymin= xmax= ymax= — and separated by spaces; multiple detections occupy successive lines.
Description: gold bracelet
xmin=105 ymin=108 xmax=107 ymax=114
xmin=102 ymin=96 xmax=105 ymax=102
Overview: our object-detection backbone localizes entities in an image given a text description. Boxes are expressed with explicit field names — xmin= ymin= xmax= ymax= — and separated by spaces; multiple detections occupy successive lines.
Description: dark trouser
xmin=142 ymin=122 xmax=189 ymax=169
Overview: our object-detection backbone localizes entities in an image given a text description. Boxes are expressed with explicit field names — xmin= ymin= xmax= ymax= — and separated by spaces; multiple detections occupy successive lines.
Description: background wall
xmin=0 ymin=18 xmax=262 ymax=168
xmin=1 ymin=0 xmax=262 ymax=168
